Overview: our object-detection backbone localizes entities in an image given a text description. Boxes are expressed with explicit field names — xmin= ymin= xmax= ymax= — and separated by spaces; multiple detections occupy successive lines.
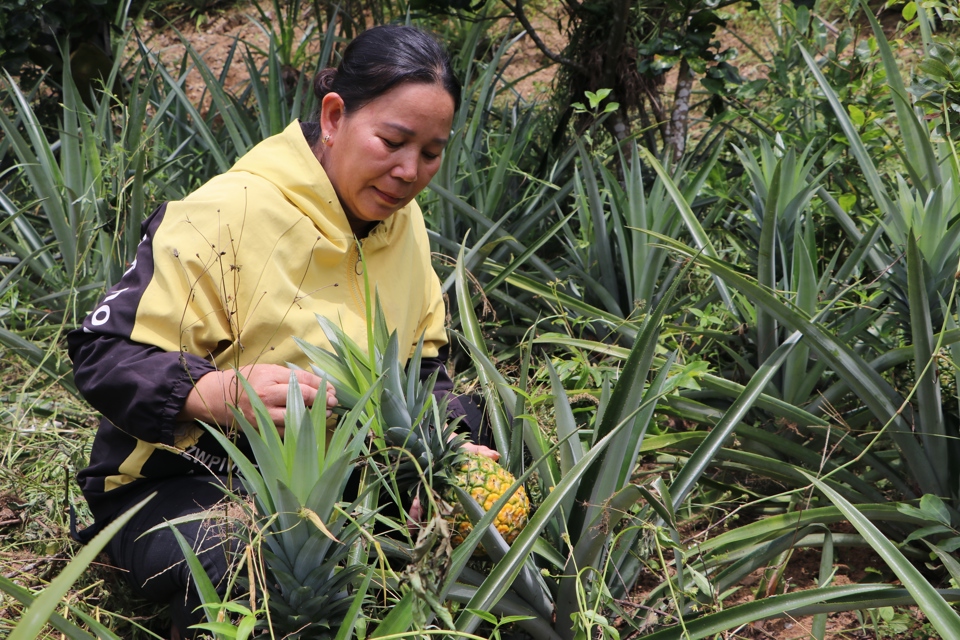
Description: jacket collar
xmin=227 ymin=120 xmax=411 ymax=252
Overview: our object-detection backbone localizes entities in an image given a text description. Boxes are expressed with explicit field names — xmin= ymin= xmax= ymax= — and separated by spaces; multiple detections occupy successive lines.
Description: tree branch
xmin=500 ymin=0 xmax=588 ymax=75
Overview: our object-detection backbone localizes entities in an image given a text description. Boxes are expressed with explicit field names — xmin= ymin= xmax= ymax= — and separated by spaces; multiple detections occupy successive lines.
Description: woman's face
xmin=317 ymin=82 xmax=455 ymax=235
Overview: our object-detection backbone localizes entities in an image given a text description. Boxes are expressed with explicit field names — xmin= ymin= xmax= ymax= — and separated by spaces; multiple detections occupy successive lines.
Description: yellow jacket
xmin=136 ymin=119 xmax=447 ymax=367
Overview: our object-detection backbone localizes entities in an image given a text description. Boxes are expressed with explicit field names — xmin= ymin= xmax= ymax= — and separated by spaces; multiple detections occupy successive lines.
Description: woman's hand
xmin=460 ymin=441 xmax=499 ymax=461
xmin=178 ymin=364 xmax=337 ymax=436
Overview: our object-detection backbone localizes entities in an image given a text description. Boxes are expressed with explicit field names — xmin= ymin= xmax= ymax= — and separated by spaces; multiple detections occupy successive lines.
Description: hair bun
xmin=313 ymin=68 xmax=338 ymax=100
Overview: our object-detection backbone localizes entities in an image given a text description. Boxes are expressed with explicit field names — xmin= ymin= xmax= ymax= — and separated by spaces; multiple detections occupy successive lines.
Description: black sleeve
xmin=66 ymin=203 xmax=217 ymax=445
xmin=68 ymin=332 xmax=216 ymax=446
xmin=421 ymin=345 xmax=488 ymax=447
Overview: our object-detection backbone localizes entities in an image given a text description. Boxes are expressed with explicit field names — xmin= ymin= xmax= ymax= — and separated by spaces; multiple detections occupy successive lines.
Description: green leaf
xmin=936 ymin=538 xmax=960 ymax=553
xmin=902 ymin=524 xmax=952 ymax=546
xmin=689 ymin=567 xmax=715 ymax=600
xmin=481 ymin=266 xmax=638 ymax=340
xmin=333 ymin=569 xmax=373 ymax=640
xmin=636 ymin=485 xmax=675 ymax=528
xmin=710 ymin=524 xmax=831 ymax=597
xmin=838 ymin=193 xmax=857 ymax=212
xmin=574 ymin=142 xmax=621 ymax=315
xmin=803 ymin=471 xmax=960 ymax=638
xmin=902 ymin=1 xmax=917 ymax=21
xmin=0 ymin=327 xmax=77 ymax=395
xmin=755 ymin=159 xmax=782 ymax=366
xmin=0 ymin=576 xmax=118 ymax=639
xmin=640 ymin=585 xmax=893 ymax=639
xmin=466 ymin=609 xmax=499 ymax=625
xmin=455 ymin=242 xmax=513 ymax=457
xmin=813 ymin=527 xmax=835 ymax=639
xmin=669 ymin=332 xmax=800 ymax=509
xmin=645 ymin=231 xmax=939 ymax=497
xmin=927 ymin=541 xmax=960 ymax=583
xmin=907 ymin=231 xmax=947 ymax=491
xmin=370 ymin=591 xmax=415 ymax=637
xmin=446 ymin=584 xmax=561 ymax=640
xmin=191 ymin=622 xmax=241 ymax=635
xmin=636 ymin=145 xmax=736 ymax=314
xmin=545 ymin=359 xmax=583 ymax=475
xmin=567 ymin=258 xmax=691 ymax=550
xmin=798 ymin=44 xmax=896 ymax=219
xmin=170 ymin=526 xmax=227 ymax=632
xmin=856 ymin=0 xmax=940 ymax=189
xmin=920 ymin=494 xmax=952 ymax=526
xmin=786 ymin=588 xmax=960 ymax=616
xmin=691 ymin=503 xmax=928 ymax=556
xmin=847 ymin=104 xmax=866 ymax=127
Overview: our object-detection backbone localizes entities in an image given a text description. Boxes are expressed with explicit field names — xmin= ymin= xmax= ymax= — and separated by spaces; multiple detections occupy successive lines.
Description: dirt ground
xmin=619 ymin=533 xmax=934 ymax=639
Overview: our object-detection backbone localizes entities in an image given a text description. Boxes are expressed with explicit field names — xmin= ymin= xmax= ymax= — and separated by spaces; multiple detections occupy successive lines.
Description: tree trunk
xmin=665 ymin=57 xmax=694 ymax=162
xmin=600 ymin=0 xmax=633 ymax=144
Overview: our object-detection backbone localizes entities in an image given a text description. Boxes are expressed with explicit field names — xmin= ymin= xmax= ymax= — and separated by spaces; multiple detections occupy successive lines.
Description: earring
xmin=322 ymin=134 xmax=331 ymax=145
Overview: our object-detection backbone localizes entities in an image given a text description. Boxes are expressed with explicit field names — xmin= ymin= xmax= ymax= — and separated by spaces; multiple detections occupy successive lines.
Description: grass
xmin=0 ymin=357 xmax=177 ymax=638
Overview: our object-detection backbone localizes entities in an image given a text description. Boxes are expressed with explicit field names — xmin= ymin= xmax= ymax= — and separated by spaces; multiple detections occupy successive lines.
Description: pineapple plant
xmin=295 ymin=304 xmax=529 ymax=557
xmin=200 ymin=375 xmax=376 ymax=639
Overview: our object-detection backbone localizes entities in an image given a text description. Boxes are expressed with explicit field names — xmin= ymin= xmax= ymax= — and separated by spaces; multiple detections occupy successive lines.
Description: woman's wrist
xmin=178 ymin=370 xmax=232 ymax=425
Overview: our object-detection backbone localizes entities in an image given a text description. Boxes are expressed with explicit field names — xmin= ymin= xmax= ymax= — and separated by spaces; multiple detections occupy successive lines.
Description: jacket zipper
xmin=347 ymin=241 xmax=366 ymax=315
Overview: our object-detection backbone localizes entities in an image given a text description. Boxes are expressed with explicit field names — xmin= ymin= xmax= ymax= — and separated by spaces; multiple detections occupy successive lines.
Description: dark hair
xmin=314 ymin=25 xmax=461 ymax=118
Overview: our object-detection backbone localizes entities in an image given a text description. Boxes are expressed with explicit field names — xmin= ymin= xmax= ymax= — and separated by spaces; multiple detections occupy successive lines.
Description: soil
xmin=726 ymin=546 xmax=879 ymax=639
xmin=0 ymin=494 xmax=22 ymax=529
xmin=134 ymin=4 xmax=312 ymax=111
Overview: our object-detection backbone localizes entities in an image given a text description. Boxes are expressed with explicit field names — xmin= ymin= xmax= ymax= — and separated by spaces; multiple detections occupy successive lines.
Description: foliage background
xmin=4 ymin=0 xmax=960 ymax=638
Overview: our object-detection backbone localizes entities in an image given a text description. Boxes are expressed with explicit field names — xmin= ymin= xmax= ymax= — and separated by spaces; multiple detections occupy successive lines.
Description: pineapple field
xmin=4 ymin=0 xmax=960 ymax=637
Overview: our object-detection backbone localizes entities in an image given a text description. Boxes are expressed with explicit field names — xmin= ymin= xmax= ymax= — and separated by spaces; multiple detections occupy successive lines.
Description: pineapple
xmin=296 ymin=306 xmax=529 ymax=557
xmin=443 ymin=453 xmax=530 ymax=555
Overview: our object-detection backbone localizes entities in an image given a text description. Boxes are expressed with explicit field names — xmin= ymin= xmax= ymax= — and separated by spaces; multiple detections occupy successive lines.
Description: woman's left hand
xmin=460 ymin=441 xmax=499 ymax=461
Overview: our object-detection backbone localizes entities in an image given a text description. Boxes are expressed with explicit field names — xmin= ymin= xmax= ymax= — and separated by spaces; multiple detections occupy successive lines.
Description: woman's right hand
xmin=178 ymin=364 xmax=337 ymax=436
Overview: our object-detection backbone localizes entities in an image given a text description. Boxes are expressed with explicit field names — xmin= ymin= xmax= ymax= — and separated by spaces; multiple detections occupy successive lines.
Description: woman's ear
xmin=320 ymin=92 xmax=346 ymax=141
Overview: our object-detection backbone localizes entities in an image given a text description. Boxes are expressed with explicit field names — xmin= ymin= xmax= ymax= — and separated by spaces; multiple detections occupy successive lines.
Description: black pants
xmin=106 ymin=475 xmax=241 ymax=635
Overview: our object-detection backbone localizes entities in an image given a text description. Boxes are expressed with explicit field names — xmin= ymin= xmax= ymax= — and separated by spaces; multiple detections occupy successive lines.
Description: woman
xmin=69 ymin=25 xmax=492 ymax=637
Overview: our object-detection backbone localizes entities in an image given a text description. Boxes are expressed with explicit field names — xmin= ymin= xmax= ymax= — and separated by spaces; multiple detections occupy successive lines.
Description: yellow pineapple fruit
xmin=444 ymin=453 xmax=530 ymax=556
